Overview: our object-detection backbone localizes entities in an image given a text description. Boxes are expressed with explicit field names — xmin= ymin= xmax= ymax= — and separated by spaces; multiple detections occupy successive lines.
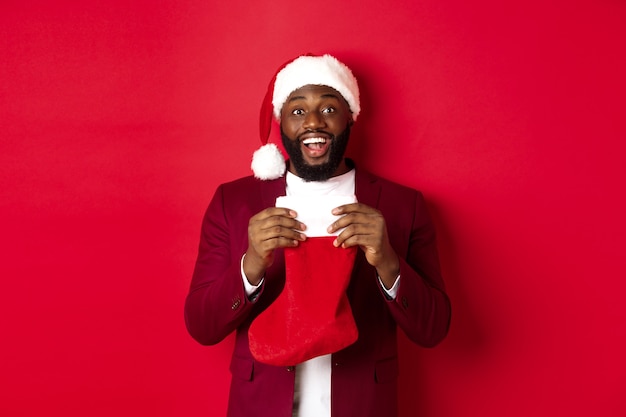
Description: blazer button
xmin=231 ymin=297 xmax=241 ymax=310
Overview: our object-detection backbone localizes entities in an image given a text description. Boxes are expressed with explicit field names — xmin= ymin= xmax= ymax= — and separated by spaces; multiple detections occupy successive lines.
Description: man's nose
xmin=303 ymin=111 xmax=326 ymax=130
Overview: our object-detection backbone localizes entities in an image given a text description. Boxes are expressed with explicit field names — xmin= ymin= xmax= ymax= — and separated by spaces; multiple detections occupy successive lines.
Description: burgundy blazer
xmin=185 ymin=164 xmax=451 ymax=417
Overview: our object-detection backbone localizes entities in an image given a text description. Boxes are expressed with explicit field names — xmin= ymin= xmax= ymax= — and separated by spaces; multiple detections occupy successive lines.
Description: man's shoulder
xmin=220 ymin=174 xmax=261 ymax=189
xmin=355 ymin=166 xmax=422 ymax=198
xmin=215 ymin=174 xmax=285 ymax=203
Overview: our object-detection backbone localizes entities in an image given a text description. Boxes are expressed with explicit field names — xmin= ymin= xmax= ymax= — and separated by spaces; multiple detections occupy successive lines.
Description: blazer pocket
xmin=374 ymin=356 xmax=399 ymax=384
xmin=230 ymin=355 xmax=254 ymax=382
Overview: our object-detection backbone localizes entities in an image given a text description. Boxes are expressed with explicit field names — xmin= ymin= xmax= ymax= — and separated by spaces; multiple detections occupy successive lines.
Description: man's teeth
xmin=302 ymin=137 xmax=327 ymax=145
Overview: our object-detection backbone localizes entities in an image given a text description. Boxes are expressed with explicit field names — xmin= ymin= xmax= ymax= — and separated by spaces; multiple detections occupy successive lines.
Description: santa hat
xmin=251 ymin=54 xmax=361 ymax=180
xmin=248 ymin=195 xmax=359 ymax=366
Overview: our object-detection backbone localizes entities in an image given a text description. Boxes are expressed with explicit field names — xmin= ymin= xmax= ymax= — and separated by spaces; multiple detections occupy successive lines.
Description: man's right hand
xmin=243 ymin=207 xmax=307 ymax=285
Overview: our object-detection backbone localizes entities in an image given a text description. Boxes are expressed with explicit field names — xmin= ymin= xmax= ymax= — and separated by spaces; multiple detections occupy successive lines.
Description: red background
xmin=2 ymin=1 xmax=625 ymax=416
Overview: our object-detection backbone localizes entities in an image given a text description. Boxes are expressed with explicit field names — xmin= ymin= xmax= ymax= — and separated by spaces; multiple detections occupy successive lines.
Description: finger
xmin=259 ymin=235 xmax=304 ymax=250
xmin=333 ymin=217 xmax=385 ymax=246
xmin=250 ymin=225 xmax=306 ymax=253
xmin=331 ymin=203 xmax=357 ymax=215
xmin=250 ymin=227 xmax=306 ymax=260
xmin=257 ymin=224 xmax=307 ymax=242
xmin=332 ymin=224 xmax=367 ymax=247
xmin=252 ymin=213 xmax=307 ymax=233
xmin=253 ymin=207 xmax=299 ymax=221
xmin=327 ymin=211 xmax=371 ymax=234
xmin=334 ymin=232 xmax=373 ymax=249
xmin=260 ymin=215 xmax=306 ymax=230
xmin=249 ymin=235 xmax=302 ymax=266
xmin=331 ymin=202 xmax=376 ymax=216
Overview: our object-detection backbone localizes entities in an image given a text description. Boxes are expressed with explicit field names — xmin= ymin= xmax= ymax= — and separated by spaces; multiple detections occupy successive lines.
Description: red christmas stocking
xmin=249 ymin=195 xmax=358 ymax=366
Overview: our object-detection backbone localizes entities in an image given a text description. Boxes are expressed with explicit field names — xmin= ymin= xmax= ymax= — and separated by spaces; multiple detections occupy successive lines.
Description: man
xmin=185 ymin=54 xmax=451 ymax=417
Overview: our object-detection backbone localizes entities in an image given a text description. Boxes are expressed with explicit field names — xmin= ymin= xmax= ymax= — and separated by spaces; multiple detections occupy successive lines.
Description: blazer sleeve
xmin=184 ymin=184 xmax=255 ymax=345
xmin=385 ymin=190 xmax=451 ymax=347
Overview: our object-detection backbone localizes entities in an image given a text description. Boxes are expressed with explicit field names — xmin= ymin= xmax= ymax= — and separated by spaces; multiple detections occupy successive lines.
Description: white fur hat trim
xmin=251 ymin=143 xmax=286 ymax=180
xmin=272 ymin=54 xmax=360 ymax=121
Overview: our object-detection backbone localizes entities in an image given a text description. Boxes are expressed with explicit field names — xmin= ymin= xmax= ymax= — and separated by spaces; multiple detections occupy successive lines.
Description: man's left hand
xmin=327 ymin=203 xmax=400 ymax=289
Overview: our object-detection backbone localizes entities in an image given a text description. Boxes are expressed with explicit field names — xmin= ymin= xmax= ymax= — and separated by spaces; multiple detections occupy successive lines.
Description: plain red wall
xmin=2 ymin=1 xmax=625 ymax=416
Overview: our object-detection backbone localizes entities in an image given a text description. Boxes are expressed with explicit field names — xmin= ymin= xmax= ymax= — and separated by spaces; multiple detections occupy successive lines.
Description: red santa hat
xmin=251 ymin=54 xmax=361 ymax=180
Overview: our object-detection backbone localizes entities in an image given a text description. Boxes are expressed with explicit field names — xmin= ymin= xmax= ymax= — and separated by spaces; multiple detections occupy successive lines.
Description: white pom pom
xmin=251 ymin=143 xmax=286 ymax=180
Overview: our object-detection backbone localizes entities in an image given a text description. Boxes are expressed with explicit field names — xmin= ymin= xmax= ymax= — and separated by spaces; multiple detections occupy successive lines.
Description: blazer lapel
xmin=355 ymin=168 xmax=381 ymax=209
xmin=347 ymin=167 xmax=381 ymax=298
xmin=259 ymin=175 xmax=287 ymax=209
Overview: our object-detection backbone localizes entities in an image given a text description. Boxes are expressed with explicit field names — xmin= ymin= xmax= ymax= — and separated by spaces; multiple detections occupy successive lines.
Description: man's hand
xmin=327 ymin=203 xmax=400 ymax=289
xmin=243 ymin=207 xmax=306 ymax=285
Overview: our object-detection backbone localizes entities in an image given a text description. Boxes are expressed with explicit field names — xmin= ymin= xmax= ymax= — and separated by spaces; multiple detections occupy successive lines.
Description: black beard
xmin=281 ymin=125 xmax=351 ymax=182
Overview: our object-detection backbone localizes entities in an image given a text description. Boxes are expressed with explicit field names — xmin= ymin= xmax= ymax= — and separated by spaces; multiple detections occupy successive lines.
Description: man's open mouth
xmin=302 ymin=137 xmax=328 ymax=150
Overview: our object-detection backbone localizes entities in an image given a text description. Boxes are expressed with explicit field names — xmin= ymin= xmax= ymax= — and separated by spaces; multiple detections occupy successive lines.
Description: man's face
xmin=280 ymin=85 xmax=353 ymax=181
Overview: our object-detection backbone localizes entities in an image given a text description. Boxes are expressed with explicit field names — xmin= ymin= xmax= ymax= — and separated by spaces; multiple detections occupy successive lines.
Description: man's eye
xmin=322 ymin=107 xmax=335 ymax=114
xmin=292 ymin=109 xmax=305 ymax=116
